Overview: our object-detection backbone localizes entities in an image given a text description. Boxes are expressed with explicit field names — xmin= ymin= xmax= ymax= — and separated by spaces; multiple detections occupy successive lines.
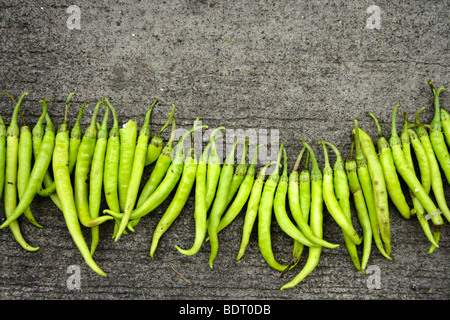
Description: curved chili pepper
xmin=207 ymin=138 xmax=241 ymax=269
xmin=322 ymin=140 xmax=361 ymax=271
xmin=52 ymin=100 xmax=107 ymax=276
xmin=428 ymin=81 xmax=450 ymax=184
xmin=32 ymin=100 xmax=63 ymax=211
xmin=0 ymin=93 xmax=57 ymax=230
xmin=175 ymin=135 xmax=220 ymax=256
xmin=399 ymin=110 xmax=439 ymax=247
xmin=18 ymin=111 xmax=42 ymax=228
xmin=367 ymin=111 xmax=411 ymax=220
xmin=280 ymin=139 xmax=323 ymax=290
xmin=74 ymin=100 xmax=113 ymax=228
xmin=258 ymin=142 xmax=290 ymax=272
xmin=150 ymin=119 xmax=201 ymax=258
xmin=103 ymin=98 xmax=124 ymax=239
xmin=144 ymin=104 xmax=175 ymax=166
xmin=104 ymin=123 xmax=207 ymax=224
xmin=345 ymin=136 xmax=373 ymax=273
xmin=89 ymin=104 xmax=110 ymax=255
xmin=114 ymin=99 xmax=159 ymax=240
xmin=320 ymin=140 xmax=362 ymax=245
xmin=37 ymin=95 xmax=83 ymax=197
xmin=1 ymin=92 xmax=39 ymax=251
xmin=355 ymin=124 xmax=391 ymax=255
xmin=353 ymin=120 xmax=391 ymax=260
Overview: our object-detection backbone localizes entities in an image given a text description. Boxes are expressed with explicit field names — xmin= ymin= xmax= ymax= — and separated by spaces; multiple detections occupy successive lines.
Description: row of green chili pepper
xmin=0 ymin=80 xmax=448 ymax=290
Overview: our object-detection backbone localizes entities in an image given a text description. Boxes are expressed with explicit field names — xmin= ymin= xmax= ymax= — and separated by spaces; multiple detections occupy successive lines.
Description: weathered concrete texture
xmin=0 ymin=0 xmax=449 ymax=300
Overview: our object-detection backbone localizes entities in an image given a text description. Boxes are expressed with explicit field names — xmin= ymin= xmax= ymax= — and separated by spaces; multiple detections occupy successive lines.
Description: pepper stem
xmin=250 ymin=144 xmax=262 ymax=166
xmin=429 ymin=80 xmax=446 ymax=131
xmin=391 ymin=104 xmax=401 ymax=139
xmin=0 ymin=92 xmax=17 ymax=105
xmin=239 ymin=138 xmax=249 ymax=165
xmin=269 ymin=141 xmax=284 ymax=178
xmin=353 ymin=119 xmax=363 ymax=159
xmin=319 ymin=140 xmax=331 ymax=168
xmin=10 ymin=92 xmax=29 ymax=127
xmin=282 ymin=146 xmax=288 ymax=177
xmin=301 ymin=138 xmax=319 ymax=172
xmin=367 ymin=111 xmax=384 ymax=138
xmin=349 ymin=134 xmax=355 ymax=161
xmin=157 ymin=104 xmax=175 ymax=137
xmin=167 ymin=116 xmax=177 ymax=146
xmin=292 ymin=145 xmax=306 ymax=173
xmin=89 ymin=100 xmax=104 ymax=130
xmin=142 ymin=99 xmax=159 ymax=133
xmin=37 ymin=100 xmax=48 ymax=127
xmin=103 ymin=98 xmax=118 ymax=130
xmin=75 ymin=102 xmax=86 ymax=126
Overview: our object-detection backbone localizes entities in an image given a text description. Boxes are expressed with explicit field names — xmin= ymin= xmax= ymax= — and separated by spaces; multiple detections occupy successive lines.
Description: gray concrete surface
xmin=0 ymin=0 xmax=448 ymax=301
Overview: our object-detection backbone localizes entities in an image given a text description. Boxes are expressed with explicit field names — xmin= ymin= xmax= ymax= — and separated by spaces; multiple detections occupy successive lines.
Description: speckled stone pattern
xmin=0 ymin=0 xmax=448 ymax=300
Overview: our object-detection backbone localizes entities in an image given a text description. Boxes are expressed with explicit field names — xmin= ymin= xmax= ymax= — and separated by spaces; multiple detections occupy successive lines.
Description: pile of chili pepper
xmin=0 ymin=80 xmax=448 ymax=290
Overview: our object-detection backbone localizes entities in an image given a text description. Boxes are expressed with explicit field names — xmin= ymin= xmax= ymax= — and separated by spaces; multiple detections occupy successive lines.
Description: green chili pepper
xmin=400 ymin=110 xmax=439 ymax=247
xmin=89 ymin=104 xmax=110 ymax=255
xmin=400 ymin=108 xmax=447 ymax=252
xmin=355 ymin=123 xmax=391 ymax=255
xmin=205 ymin=127 xmax=226 ymax=212
xmin=1 ymin=92 xmax=39 ymax=251
xmin=345 ymin=136 xmax=373 ymax=273
xmin=281 ymin=147 xmax=313 ymax=277
xmin=103 ymin=98 xmax=124 ymax=239
xmin=208 ymin=138 xmax=245 ymax=269
xmin=236 ymin=160 xmax=278 ymax=262
xmin=18 ymin=112 xmax=43 ymax=228
xmin=52 ymin=99 xmax=106 ymax=276
xmin=258 ymin=142 xmax=290 ymax=272
xmin=367 ymin=111 xmax=411 ymax=220
xmin=104 ymin=123 xmax=207 ymax=224
xmin=321 ymin=140 xmax=362 ymax=245
xmin=215 ymin=144 xmax=262 ymax=235
xmin=428 ymin=81 xmax=450 ymax=184
xmin=0 ymin=93 xmax=58 ymax=231
xmin=275 ymin=146 xmax=318 ymax=276
xmin=114 ymin=99 xmax=159 ymax=241
xmin=389 ymin=106 xmax=445 ymax=253
xmin=353 ymin=120 xmax=391 ymax=260
xmin=408 ymin=128 xmax=431 ymax=195
xmin=31 ymin=100 xmax=63 ymax=211
xmin=288 ymin=145 xmax=338 ymax=251
xmin=280 ymin=139 xmax=323 ymax=290
xmin=145 ymin=104 xmax=175 ymax=166
xmin=0 ymin=92 xmax=17 ymax=200
xmin=36 ymin=94 xmax=79 ymax=197
xmin=440 ymin=107 xmax=450 ymax=147
xmin=129 ymin=108 xmax=177 ymax=230
xmin=224 ymin=138 xmax=249 ymax=208
xmin=74 ymin=100 xmax=113 ymax=228
xmin=175 ymin=134 xmax=221 ymax=256
xmin=150 ymin=118 xmax=201 ymax=258
xmin=299 ymin=150 xmax=311 ymax=223
xmin=274 ymin=146 xmax=317 ymax=249
xmin=322 ymin=140 xmax=361 ymax=271
xmin=118 ymin=118 xmax=138 ymax=212
xmin=412 ymin=107 xmax=449 ymax=224
xmin=135 ymin=112 xmax=177 ymax=209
